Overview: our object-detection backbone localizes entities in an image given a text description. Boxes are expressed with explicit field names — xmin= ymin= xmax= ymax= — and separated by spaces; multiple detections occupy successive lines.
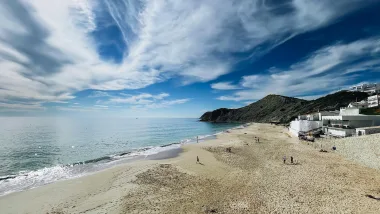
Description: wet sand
xmin=1 ymin=123 xmax=380 ymax=213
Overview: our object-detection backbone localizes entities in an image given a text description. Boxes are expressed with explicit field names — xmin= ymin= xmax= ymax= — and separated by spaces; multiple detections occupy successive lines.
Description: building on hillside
xmin=350 ymin=83 xmax=380 ymax=95
xmin=368 ymin=95 xmax=380 ymax=108
xmin=297 ymin=111 xmax=339 ymax=121
xmin=322 ymin=107 xmax=380 ymax=137
xmin=348 ymin=100 xmax=369 ymax=109
xmin=289 ymin=111 xmax=338 ymax=137
xmin=356 ymin=126 xmax=380 ymax=136
xmin=339 ymin=107 xmax=360 ymax=115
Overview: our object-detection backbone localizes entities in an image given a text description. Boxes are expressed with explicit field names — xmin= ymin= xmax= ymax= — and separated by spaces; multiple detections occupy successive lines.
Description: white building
xmin=289 ymin=111 xmax=338 ymax=137
xmin=348 ymin=100 xmax=369 ymax=109
xmin=322 ymin=107 xmax=380 ymax=137
xmin=368 ymin=95 xmax=380 ymax=108
xmin=297 ymin=111 xmax=339 ymax=121
xmin=339 ymin=107 xmax=360 ymax=115
xmin=351 ymin=83 xmax=380 ymax=95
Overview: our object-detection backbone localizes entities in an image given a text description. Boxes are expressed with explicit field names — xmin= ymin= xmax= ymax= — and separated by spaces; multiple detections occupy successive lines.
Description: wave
xmin=0 ymin=130 xmax=231 ymax=196
xmin=0 ymin=165 xmax=85 ymax=196
xmin=0 ymin=175 xmax=18 ymax=182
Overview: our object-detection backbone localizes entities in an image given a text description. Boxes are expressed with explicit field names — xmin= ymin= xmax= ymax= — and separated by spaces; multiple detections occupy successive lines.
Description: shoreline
xmin=0 ymin=124 xmax=242 ymax=198
xmin=1 ymin=123 xmax=380 ymax=213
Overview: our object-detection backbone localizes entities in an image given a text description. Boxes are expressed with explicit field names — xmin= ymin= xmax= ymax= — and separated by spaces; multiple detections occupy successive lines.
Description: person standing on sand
xmin=290 ymin=156 xmax=293 ymax=164
xmin=196 ymin=156 xmax=200 ymax=164
xmin=283 ymin=155 xmax=287 ymax=164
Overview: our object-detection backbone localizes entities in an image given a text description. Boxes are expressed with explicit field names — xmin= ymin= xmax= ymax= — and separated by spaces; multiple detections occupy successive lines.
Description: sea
xmin=0 ymin=117 xmax=242 ymax=196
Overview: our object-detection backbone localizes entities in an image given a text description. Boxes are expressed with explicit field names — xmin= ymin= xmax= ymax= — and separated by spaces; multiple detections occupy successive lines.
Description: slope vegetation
xmin=200 ymin=91 xmax=368 ymax=123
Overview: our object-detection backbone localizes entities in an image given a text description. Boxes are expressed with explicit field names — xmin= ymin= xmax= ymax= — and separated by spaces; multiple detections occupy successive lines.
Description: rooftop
xmin=322 ymin=114 xmax=380 ymax=120
xmin=356 ymin=126 xmax=380 ymax=130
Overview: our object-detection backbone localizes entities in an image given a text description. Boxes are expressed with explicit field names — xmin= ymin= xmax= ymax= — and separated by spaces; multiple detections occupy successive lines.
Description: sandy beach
xmin=1 ymin=123 xmax=380 ymax=213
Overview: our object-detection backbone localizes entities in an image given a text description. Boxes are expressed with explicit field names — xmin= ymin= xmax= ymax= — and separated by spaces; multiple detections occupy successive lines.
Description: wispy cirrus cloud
xmin=106 ymin=92 xmax=189 ymax=109
xmin=109 ymin=93 xmax=169 ymax=104
xmin=57 ymin=105 xmax=107 ymax=112
xmin=144 ymin=99 xmax=191 ymax=109
xmin=88 ymin=91 xmax=112 ymax=98
xmin=0 ymin=0 xmax=376 ymax=112
xmin=0 ymin=102 xmax=45 ymax=112
xmin=211 ymin=82 xmax=241 ymax=90
xmin=218 ymin=37 xmax=380 ymax=101
xmin=56 ymin=103 xmax=109 ymax=112
xmin=93 ymin=105 xmax=108 ymax=108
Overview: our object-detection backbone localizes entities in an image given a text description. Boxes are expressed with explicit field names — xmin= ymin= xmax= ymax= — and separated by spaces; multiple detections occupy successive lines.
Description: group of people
xmin=254 ymin=136 xmax=260 ymax=143
xmin=282 ymin=155 xmax=294 ymax=164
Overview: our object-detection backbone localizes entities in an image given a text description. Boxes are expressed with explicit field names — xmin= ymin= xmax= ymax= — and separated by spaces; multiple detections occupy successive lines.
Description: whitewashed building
xmin=322 ymin=107 xmax=380 ymax=137
xmin=289 ymin=111 xmax=338 ymax=137
xmin=348 ymin=100 xmax=369 ymax=109
xmin=368 ymin=95 xmax=380 ymax=108
xmin=351 ymin=83 xmax=380 ymax=95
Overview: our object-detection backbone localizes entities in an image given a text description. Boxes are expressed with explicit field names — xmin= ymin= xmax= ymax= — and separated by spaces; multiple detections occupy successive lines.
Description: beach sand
xmin=1 ymin=123 xmax=380 ymax=213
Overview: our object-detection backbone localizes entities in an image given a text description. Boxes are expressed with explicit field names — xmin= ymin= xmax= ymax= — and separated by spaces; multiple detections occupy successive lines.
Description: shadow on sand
xmin=284 ymin=162 xmax=302 ymax=166
xmin=366 ymin=194 xmax=380 ymax=201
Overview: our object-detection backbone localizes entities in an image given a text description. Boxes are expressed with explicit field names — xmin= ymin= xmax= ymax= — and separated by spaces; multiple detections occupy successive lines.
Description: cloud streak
xmin=107 ymin=92 xmax=189 ymax=109
xmin=88 ymin=91 xmax=112 ymax=98
xmin=218 ymin=37 xmax=380 ymax=101
xmin=0 ymin=0 xmax=376 ymax=112
xmin=0 ymin=102 xmax=45 ymax=112
xmin=109 ymin=93 xmax=169 ymax=104
xmin=211 ymin=82 xmax=241 ymax=90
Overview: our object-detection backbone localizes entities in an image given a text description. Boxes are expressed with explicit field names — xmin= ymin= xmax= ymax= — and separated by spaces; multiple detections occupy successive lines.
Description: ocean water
xmin=0 ymin=117 xmax=241 ymax=196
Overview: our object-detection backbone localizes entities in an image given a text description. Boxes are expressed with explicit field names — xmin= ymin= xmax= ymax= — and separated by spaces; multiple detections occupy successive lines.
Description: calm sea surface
xmin=0 ymin=117 xmax=241 ymax=195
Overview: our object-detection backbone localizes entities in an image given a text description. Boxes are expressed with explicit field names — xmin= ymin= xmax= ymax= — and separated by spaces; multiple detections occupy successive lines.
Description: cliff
xmin=200 ymin=91 xmax=369 ymax=123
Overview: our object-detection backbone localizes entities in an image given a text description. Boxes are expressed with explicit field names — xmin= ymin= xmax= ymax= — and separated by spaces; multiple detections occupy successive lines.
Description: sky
xmin=0 ymin=0 xmax=380 ymax=118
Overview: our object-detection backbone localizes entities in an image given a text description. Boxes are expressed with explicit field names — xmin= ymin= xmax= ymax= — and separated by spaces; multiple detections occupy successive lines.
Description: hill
xmin=199 ymin=91 xmax=369 ymax=123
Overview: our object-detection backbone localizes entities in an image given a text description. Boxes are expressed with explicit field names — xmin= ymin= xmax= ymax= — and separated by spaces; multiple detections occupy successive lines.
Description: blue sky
xmin=0 ymin=0 xmax=380 ymax=117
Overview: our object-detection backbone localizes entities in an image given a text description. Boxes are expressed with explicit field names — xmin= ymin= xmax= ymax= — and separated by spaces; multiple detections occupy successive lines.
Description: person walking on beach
xmin=283 ymin=155 xmax=287 ymax=164
xmin=290 ymin=156 xmax=294 ymax=164
xmin=196 ymin=156 xmax=200 ymax=164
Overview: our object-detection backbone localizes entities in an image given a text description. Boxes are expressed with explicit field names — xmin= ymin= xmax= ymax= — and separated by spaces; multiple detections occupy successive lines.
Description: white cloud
xmin=218 ymin=95 xmax=245 ymax=102
xmin=93 ymin=104 xmax=108 ymax=108
xmin=0 ymin=102 xmax=45 ymax=111
xmin=0 ymin=0 xmax=375 ymax=112
xmin=56 ymin=104 xmax=109 ymax=112
xmin=88 ymin=91 xmax=111 ymax=98
xmin=57 ymin=106 xmax=105 ymax=112
xmin=107 ymin=92 xmax=189 ymax=109
xmin=240 ymin=75 xmax=266 ymax=88
xmin=109 ymin=93 xmax=169 ymax=104
xmin=145 ymin=99 xmax=190 ymax=109
xmin=218 ymin=37 xmax=380 ymax=101
xmin=297 ymin=94 xmax=328 ymax=100
xmin=211 ymin=82 xmax=241 ymax=90
xmin=154 ymin=93 xmax=170 ymax=100
xmin=51 ymin=101 xmax=69 ymax=104
xmin=243 ymin=101 xmax=255 ymax=105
